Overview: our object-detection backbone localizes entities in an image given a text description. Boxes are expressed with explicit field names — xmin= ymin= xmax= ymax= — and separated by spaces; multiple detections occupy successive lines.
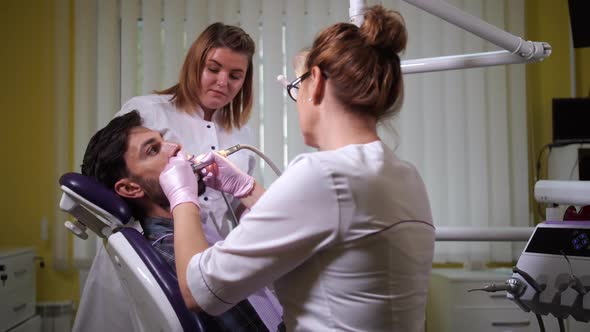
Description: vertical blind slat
xmin=142 ymin=0 xmax=163 ymax=93
xmin=121 ymin=0 xmax=139 ymax=105
xmin=443 ymin=0 xmax=467 ymax=261
xmin=507 ymin=0 xmax=529 ymax=259
xmin=285 ymin=0 xmax=307 ymax=162
xmin=261 ymin=0 xmax=284 ymax=184
xmin=208 ymin=0 xmax=223 ymax=23
xmin=329 ymin=0 xmax=348 ymax=23
xmin=485 ymin=0 xmax=512 ymax=261
xmin=464 ymin=0 xmax=490 ymax=262
xmin=421 ymin=12 xmax=448 ymax=261
xmin=163 ymin=0 xmax=185 ymax=88
xmin=239 ymin=0 xmax=261 ymax=182
xmin=73 ymin=0 xmax=99 ymax=266
xmin=96 ymin=0 xmax=120 ymax=127
xmin=186 ymin=0 xmax=209 ymax=44
xmin=223 ymin=0 xmax=239 ymax=25
xmin=306 ymin=0 xmax=330 ymax=44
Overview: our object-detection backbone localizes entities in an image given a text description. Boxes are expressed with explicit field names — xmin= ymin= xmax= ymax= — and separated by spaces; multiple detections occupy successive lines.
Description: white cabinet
xmin=426 ymin=268 xmax=560 ymax=332
xmin=0 ymin=248 xmax=39 ymax=332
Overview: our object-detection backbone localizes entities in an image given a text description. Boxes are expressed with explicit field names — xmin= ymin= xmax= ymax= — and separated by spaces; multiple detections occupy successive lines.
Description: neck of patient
xmin=144 ymin=202 xmax=173 ymax=220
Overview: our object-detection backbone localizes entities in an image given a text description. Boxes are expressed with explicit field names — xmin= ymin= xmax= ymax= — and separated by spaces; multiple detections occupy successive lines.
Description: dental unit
xmin=469 ymin=181 xmax=590 ymax=332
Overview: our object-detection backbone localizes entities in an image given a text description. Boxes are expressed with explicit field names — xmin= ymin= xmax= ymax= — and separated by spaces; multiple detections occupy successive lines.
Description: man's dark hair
xmin=81 ymin=111 xmax=142 ymax=188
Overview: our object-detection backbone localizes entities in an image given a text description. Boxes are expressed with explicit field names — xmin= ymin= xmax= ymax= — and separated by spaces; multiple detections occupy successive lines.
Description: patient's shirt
xmin=143 ymin=216 xmax=284 ymax=332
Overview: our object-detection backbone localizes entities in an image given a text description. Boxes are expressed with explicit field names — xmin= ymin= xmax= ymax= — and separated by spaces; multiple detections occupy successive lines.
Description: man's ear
xmin=114 ymin=178 xmax=145 ymax=199
xmin=309 ymin=65 xmax=325 ymax=105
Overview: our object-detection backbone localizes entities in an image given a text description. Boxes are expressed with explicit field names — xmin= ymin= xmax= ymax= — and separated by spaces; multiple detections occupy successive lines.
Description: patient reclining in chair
xmin=79 ymin=110 xmax=284 ymax=332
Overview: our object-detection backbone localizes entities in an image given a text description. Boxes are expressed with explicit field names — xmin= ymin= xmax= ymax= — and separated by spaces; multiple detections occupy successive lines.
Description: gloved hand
xmin=159 ymin=153 xmax=201 ymax=212
xmin=199 ymin=152 xmax=254 ymax=198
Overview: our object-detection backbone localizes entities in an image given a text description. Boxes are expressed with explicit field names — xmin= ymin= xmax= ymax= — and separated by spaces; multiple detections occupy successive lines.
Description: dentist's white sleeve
xmin=186 ymin=155 xmax=339 ymax=315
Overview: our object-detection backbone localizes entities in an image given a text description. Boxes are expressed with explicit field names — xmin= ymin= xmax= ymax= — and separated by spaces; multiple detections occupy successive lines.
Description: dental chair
xmin=59 ymin=172 xmax=204 ymax=332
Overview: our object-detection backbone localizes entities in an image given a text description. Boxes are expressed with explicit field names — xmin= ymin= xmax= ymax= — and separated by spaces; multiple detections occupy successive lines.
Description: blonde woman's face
xmin=199 ymin=47 xmax=248 ymax=112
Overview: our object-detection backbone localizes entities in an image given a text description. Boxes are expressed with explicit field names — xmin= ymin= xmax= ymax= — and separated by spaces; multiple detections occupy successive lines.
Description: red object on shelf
xmin=563 ymin=205 xmax=590 ymax=221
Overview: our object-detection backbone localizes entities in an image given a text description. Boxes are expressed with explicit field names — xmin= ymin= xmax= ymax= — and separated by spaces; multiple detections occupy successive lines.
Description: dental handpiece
xmin=185 ymin=144 xmax=242 ymax=173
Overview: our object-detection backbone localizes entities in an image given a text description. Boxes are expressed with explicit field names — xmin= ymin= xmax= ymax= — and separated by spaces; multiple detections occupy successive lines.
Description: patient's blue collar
xmin=142 ymin=215 xmax=173 ymax=238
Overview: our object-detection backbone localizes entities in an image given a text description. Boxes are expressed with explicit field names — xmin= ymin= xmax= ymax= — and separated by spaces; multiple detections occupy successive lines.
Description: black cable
xmin=535 ymin=314 xmax=546 ymax=332
xmin=535 ymin=144 xmax=552 ymax=184
xmin=535 ymin=144 xmax=552 ymax=220
xmin=558 ymin=317 xmax=565 ymax=332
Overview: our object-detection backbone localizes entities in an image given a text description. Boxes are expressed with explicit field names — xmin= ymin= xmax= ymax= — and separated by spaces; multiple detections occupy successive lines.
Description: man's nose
xmin=161 ymin=142 xmax=181 ymax=157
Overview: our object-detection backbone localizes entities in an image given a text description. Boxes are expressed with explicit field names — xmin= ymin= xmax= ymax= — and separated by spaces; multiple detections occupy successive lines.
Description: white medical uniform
xmin=187 ymin=141 xmax=436 ymax=332
xmin=73 ymin=94 xmax=257 ymax=332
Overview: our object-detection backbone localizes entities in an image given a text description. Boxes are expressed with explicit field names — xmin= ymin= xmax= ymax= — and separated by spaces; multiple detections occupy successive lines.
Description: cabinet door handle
xmin=13 ymin=303 xmax=27 ymax=312
xmin=13 ymin=269 xmax=28 ymax=277
xmin=491 ymin=321 xmax=530 ymax=327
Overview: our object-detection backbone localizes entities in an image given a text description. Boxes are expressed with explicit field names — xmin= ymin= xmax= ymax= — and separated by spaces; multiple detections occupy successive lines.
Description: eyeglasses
xmin=286 ymin=71 xmax=311 ymax=102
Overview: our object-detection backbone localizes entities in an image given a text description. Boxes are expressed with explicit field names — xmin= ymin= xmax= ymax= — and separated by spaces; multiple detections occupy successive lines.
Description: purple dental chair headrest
xmin=59 ymin=172 xmax=132 ymax=224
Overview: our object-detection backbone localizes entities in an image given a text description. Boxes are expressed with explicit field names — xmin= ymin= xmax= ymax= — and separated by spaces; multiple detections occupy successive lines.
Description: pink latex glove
xmin=199 ymin=152 xmax=254 ymax=198
xmin=159 ymin=154 xmax=201 ymax=212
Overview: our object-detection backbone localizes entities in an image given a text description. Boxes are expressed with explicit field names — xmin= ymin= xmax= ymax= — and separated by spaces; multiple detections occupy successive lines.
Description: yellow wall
xmin=0 ymin=1 xmax=78 ymax=302
xmin=525 ymin=0 xmax=590 ymax=222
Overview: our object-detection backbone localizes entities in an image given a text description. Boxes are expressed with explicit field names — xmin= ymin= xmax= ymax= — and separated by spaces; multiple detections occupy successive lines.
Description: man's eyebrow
xmin=207 ymin=59 xmax=245 ymax=73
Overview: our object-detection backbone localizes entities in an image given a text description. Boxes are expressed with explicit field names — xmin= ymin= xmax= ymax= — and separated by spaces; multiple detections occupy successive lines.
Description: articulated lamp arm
xmin=349 ymin=0 xmax=552 ymax=74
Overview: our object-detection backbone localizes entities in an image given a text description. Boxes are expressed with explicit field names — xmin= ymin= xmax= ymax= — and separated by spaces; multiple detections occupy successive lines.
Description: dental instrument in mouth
xmin=185 ymin=143 xmax=283 ymax=176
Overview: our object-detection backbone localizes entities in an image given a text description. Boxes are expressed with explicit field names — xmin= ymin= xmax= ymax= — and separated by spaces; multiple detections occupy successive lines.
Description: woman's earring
xmin=307 ymin=97 xmax=313 ymax=102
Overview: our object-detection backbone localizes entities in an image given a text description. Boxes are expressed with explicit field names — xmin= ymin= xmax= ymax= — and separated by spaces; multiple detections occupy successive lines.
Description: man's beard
xmin=133 ymin=175 xmax=170 ymax=211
